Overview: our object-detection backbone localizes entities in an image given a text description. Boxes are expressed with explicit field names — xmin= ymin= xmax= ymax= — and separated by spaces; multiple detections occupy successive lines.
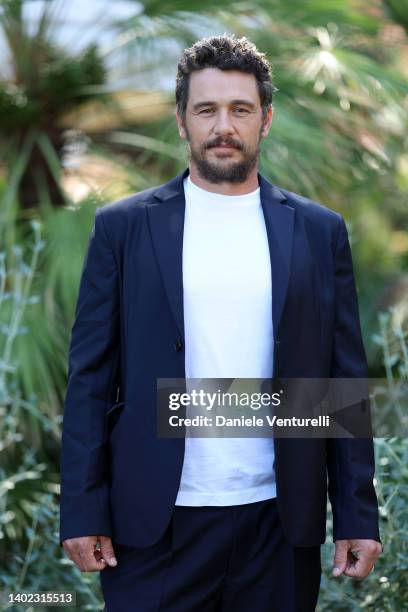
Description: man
xmin=60 ymin=35 xmax=382 ymax=611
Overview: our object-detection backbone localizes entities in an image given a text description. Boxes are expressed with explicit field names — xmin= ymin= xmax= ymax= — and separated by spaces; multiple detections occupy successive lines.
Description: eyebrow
xmin=192 ymin=99 xmax=257 ymax=110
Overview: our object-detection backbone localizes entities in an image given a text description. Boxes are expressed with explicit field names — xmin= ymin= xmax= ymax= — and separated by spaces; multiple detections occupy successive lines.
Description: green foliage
xmin=0 ymin=0 xmax=107 ymax=208
xmin=0 ymin=44 xmax=106 ymax=133
xmin=2 ymin=495 xmax=102 ymax=611
xmin=383 ymin=0 xmax=408 ymax=32
xmin=319 ymin=441 xmax=408 ymax=611
xmin=0 ymin=224 xmax=103 ymax=610
xmin=1 ymin=192 xmax=100 ymax=414
xmin=318 ymin=307 xmax=408 ymax=610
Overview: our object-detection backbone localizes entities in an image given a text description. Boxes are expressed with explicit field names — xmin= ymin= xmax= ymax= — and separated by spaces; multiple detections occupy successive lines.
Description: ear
xmin=175 ymin=109 xmax=187 ymax=140
xmin=260 ymin=105 xmax=273 ymax=139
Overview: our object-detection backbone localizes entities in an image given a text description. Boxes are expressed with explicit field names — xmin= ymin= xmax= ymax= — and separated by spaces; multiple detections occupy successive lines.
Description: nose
xmin=213 ymin=109 xmax=235 ymax=136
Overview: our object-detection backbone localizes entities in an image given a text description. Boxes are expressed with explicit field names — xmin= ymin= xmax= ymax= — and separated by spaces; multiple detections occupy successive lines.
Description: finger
xmin=80 ymin=551 xmax=106 ymax=572
xmin=333 ymin=541 xmax=349 ymax=577
xmin=344 ymin=555 xmax=373 ymax=578
xmin=76 ymin=544 xmax=108 ymax=573
xmin=99 ymin=536 xmax=118 ymax=567
xmin=95 ymin=548 xmax=107 ymax=564
xmin=345 ymin=549 xmax=359 ymax=571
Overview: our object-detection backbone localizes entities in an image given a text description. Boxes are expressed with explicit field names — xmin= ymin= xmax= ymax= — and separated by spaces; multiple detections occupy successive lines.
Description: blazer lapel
xmin=258 ymin=174 xmax=295 ymax=336
xmin=147 ymin=168 xmax=189 ymax=341
xmin=147 ymin=167 xmax=295 ymax=344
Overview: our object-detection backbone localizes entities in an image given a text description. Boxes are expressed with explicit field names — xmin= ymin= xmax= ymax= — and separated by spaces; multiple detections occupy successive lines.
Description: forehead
xmin=188 ymin=68 xmax=260 ymax=105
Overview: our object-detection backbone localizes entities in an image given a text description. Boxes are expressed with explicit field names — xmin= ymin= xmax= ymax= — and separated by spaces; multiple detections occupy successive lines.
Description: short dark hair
xmin=175 ymin=34 xmax=277 ymax=120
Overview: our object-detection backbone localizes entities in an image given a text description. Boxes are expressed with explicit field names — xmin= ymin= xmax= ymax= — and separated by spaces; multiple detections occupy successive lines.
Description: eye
xmin=234 ymin=107 xmax=250 ymax=114
xmin=199 ymin=108 xmax=214 ymax=115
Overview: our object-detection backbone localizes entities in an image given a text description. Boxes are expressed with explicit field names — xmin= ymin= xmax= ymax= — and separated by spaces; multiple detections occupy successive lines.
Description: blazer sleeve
xmin=327 ymin=214 xmax=381 ymax=543
xmin=59 ymin=207 xmax=120 ymax=545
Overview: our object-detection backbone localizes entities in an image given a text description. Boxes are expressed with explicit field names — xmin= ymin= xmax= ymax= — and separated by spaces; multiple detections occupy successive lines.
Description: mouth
xmin=209 ymin=144 xmax=238 ymax=151
xmin=210 ymin=145 xmax=238 ymax=157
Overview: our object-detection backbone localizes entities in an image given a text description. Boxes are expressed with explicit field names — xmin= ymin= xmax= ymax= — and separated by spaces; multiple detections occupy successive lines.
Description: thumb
xmin=333 ymin=540 xmax=349 ymax=577
xmin=99 ymin=536 xmax=118 ymax=567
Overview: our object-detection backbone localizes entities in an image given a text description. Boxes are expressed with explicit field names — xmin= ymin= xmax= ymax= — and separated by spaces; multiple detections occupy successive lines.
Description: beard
xmin=184 ymin=124 xmax=262 ymax=184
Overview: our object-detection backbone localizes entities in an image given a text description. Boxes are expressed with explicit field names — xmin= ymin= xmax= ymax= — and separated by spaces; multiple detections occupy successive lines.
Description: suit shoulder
xmin=92 ymin=185 xmax=162 ymax=251
xmin=278 ymin=187 xmax=342 ymax=227
xmin=96 ymin=184 xmax=160 ymax=218
xmin=276 ymin=186 xmax=346 ymax=255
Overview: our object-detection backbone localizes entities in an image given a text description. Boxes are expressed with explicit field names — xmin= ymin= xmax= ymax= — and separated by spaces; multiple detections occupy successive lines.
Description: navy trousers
xmin=100 ymin=498 xmax=321 ymax=611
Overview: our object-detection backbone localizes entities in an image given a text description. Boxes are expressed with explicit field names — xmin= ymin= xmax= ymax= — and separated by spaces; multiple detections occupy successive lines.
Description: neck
xmin=188 ymin=163 xmax=259 ymax=195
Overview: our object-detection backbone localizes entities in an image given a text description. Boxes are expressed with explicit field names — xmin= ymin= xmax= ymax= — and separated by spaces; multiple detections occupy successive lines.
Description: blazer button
xmin=174 ymin=339 xmax=184 ymax=352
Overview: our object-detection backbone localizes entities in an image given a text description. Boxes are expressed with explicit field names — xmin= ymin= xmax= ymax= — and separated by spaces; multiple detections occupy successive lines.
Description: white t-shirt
xmin=175 ymin=174 xmax=277 ymax=506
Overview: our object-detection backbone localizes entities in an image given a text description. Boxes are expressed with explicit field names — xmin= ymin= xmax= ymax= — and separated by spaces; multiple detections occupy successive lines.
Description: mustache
xmin=204 ymin=138 xmax=243 ymax=150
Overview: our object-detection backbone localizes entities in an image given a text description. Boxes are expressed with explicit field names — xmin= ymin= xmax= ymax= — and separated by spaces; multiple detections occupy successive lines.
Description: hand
xmin=332 ymin=539 xmax=382 ymax=579
xmin=63 ymin=535 xmax=118 ymax=572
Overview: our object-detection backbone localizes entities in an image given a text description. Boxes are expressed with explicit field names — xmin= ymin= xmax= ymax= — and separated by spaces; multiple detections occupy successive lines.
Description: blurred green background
xmin=0 ymin=0 xmax=407 ymax=609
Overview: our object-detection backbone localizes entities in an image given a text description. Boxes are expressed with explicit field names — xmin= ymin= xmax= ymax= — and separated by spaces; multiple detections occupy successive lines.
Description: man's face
xmin=176 ymin=67 xmax=273 ymax=183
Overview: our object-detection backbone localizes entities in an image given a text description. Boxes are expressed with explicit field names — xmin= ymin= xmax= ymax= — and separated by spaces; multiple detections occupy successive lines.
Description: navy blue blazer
xmin=59 ymin=167 xmax=381 ymax=548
